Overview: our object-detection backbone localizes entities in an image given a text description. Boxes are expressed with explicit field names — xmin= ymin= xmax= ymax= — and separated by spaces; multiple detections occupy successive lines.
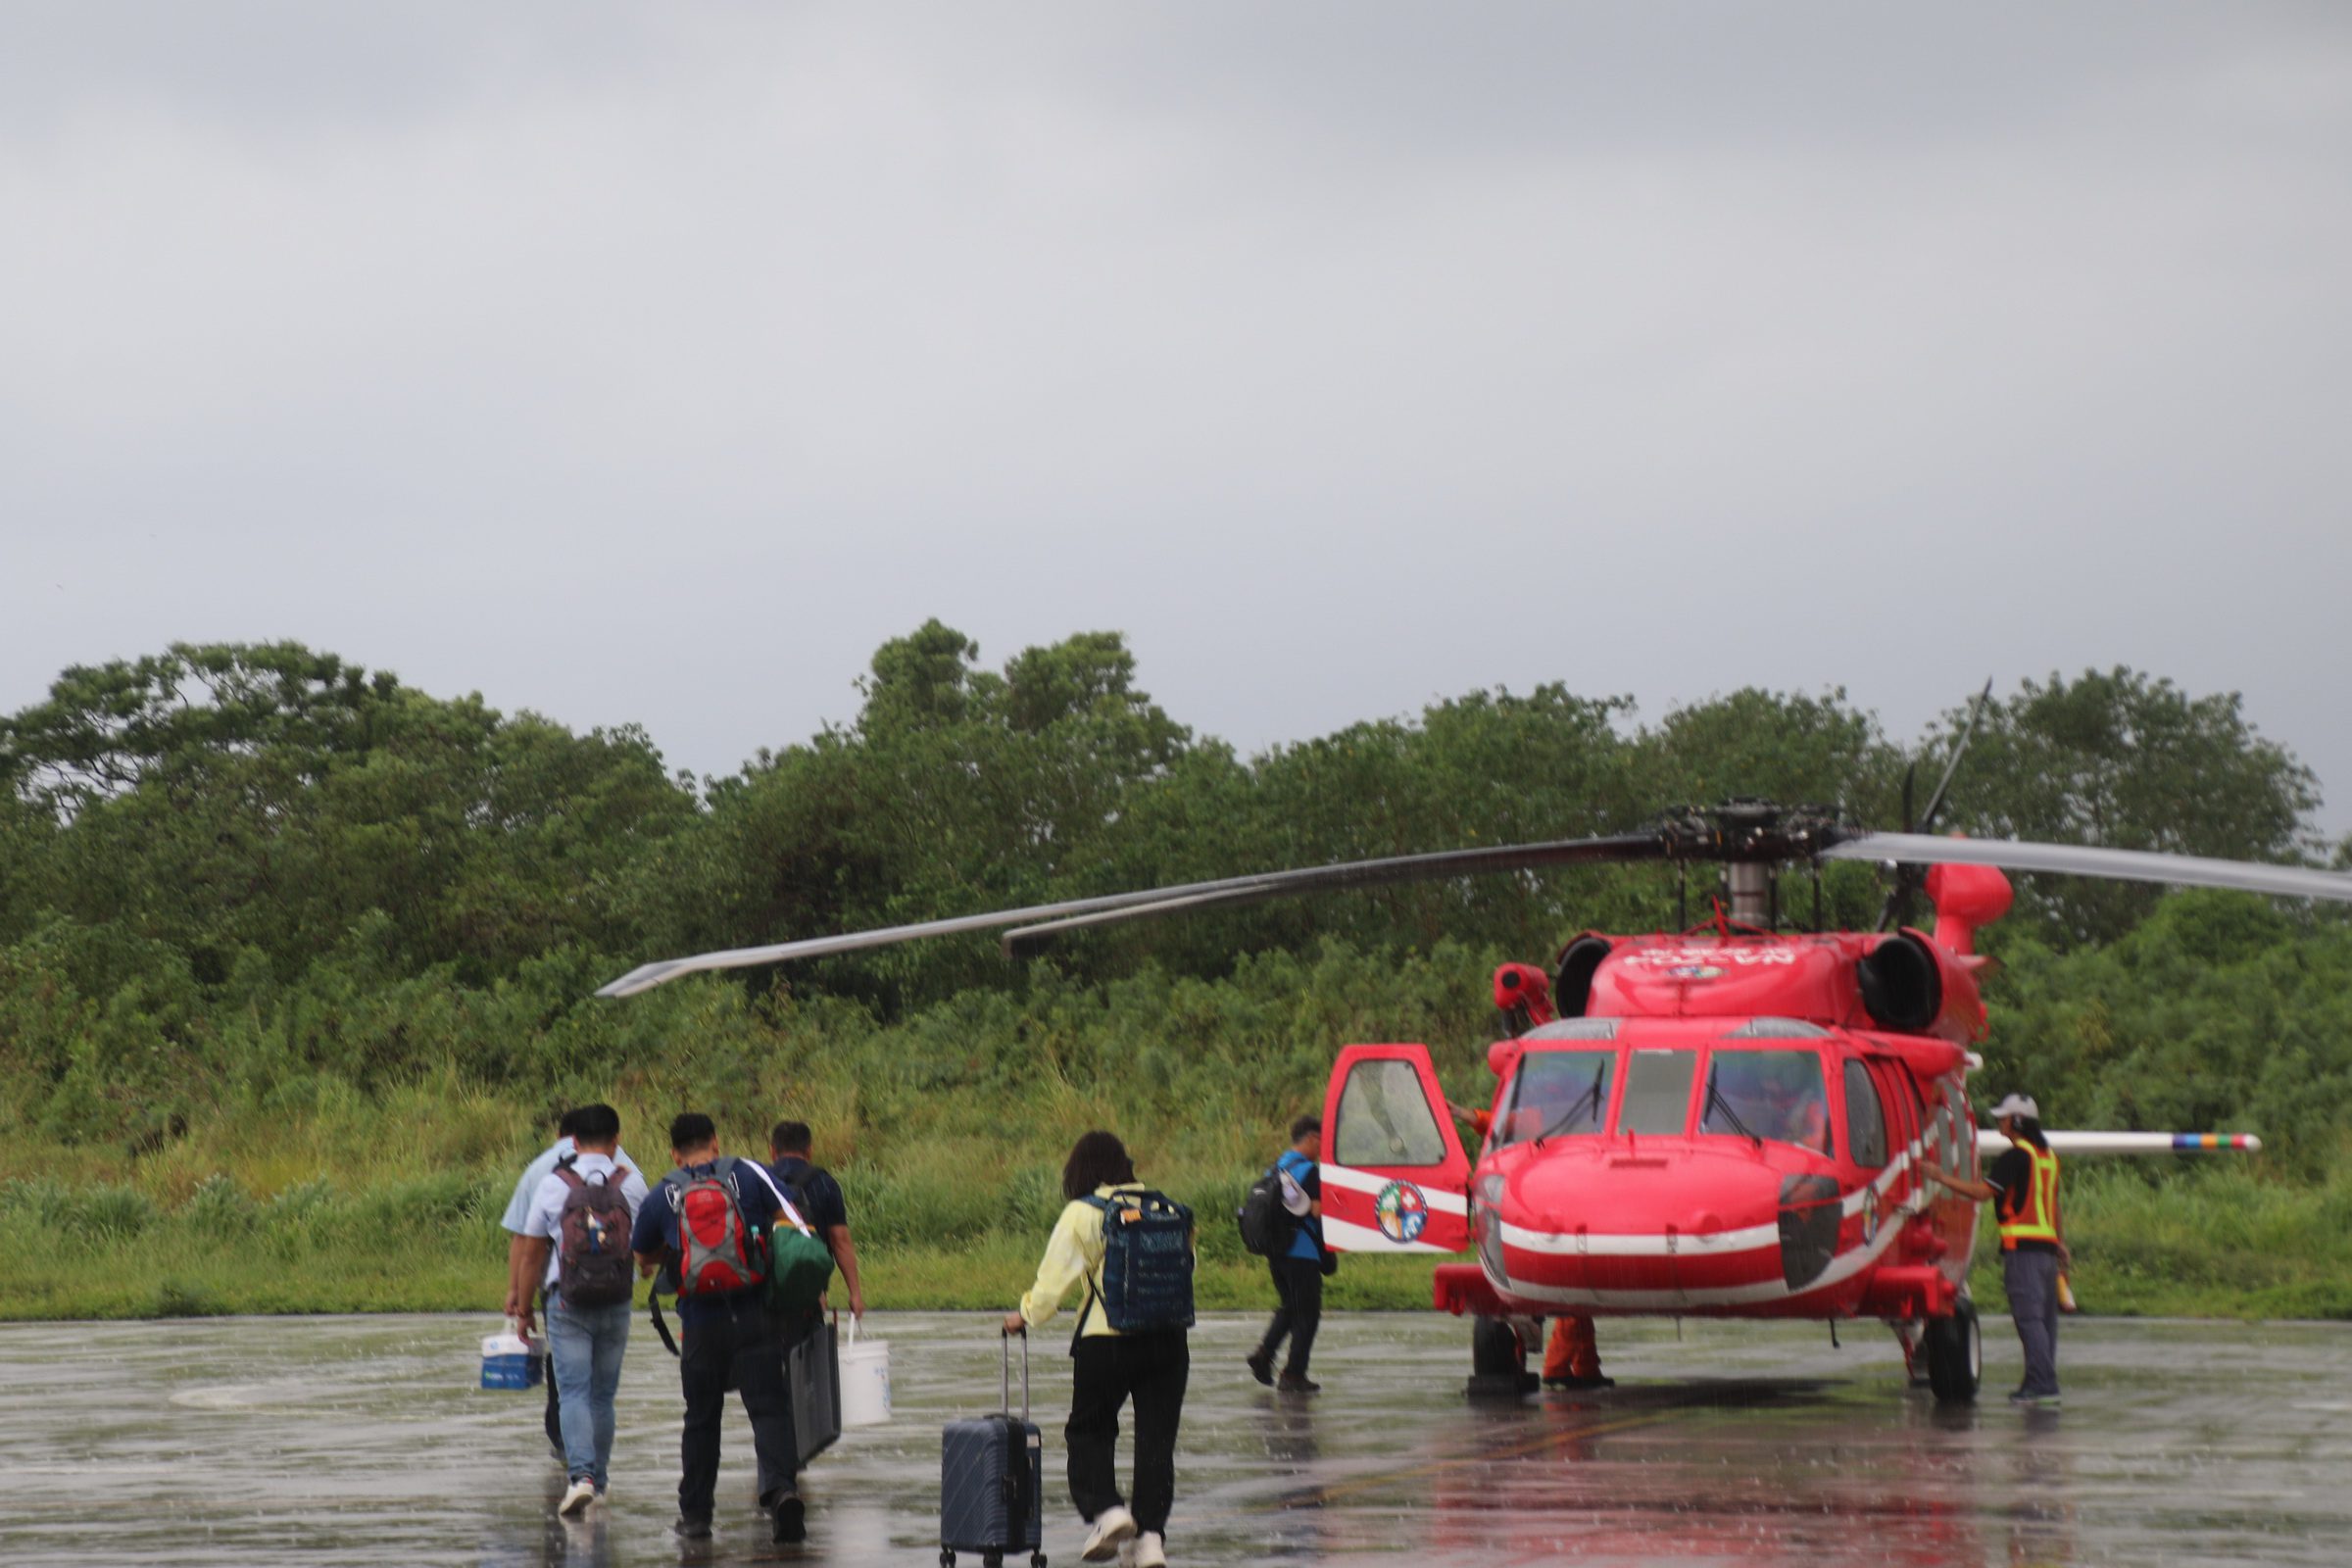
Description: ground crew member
xmin=1924 ymin=1091 xmax=2068 ymax=1405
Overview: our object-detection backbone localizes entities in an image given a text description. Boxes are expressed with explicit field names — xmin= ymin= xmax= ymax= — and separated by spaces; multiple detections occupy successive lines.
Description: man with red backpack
xmin=513 ymin=1103 xmax=648 ymax=1517
xmin=630 ymin=1111 xmax=814 ymax=1545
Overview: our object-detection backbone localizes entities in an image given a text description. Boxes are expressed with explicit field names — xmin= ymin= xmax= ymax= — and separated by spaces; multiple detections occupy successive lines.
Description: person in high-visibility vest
xmin=1923 ymin=1092 xmax=2070 ymax=1406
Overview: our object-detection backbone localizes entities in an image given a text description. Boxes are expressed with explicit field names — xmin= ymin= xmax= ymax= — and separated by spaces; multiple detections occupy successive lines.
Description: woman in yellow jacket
xmin=1002 ymin=1131 xmax=1188 ymax=1568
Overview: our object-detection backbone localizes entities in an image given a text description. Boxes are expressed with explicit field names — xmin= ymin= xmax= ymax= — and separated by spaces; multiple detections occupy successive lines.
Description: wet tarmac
xmin=3 ymin=1311 xmax=2349 ymax=1566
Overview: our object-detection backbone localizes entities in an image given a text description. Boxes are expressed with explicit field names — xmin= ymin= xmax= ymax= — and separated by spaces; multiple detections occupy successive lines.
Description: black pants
xmin=543 ymin=1360 xmax=564 ymax=1450
xmin=677 ymin=1294 xmax=799 ymax=1523
xmin=1256 ymin=1256 xmax=1323 ymax=1378
xmin=1067 ymin=1332 xmax=1188 ymax=1538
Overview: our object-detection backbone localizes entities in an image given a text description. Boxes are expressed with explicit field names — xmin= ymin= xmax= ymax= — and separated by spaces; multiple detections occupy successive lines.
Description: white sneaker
xmin=1082 ymin=1505 xmax=1138 ymax=1562
xmin=558 ymin=1477 xmax=597 ymax=1517
xmin=1133 ymin=1531 xmax=1167 ymax=1568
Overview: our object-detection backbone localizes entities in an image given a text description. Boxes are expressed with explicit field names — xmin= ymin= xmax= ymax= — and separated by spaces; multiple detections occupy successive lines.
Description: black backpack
xmin=1236 ymin=1164 xmax=1289 ymax=1257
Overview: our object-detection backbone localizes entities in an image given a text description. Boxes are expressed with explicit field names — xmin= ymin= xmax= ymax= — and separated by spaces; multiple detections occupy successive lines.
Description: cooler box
xmin=480 ymin=1322 xmax=545 ymax=1391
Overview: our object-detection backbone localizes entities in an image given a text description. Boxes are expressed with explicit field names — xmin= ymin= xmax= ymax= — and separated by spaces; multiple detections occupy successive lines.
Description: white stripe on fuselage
xmin=1490 ymin=1134 xmax=1928 ymax=1303
xmin=1318 ymin=1161 xmax=1469 ymax=1215
xmin=1321 ymin=1214 xmax=1457 ymax=1254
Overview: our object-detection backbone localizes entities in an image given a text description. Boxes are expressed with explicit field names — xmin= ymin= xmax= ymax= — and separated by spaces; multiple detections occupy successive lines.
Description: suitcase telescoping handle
xmin=1001 ymin=1323 xmax=1030 ymax=1422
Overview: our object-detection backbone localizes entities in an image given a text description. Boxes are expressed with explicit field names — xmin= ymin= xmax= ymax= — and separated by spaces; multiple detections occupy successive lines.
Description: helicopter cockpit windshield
xmin=1492 ymin=1049 xmax=1613 ymax=1148
xmin=1703 ymin=1047 xmax=1834 ymax=1156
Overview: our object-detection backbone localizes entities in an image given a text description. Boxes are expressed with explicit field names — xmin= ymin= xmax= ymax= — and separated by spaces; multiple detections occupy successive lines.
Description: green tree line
xmin=0 ymin=627 xmax=2346 ymax=1318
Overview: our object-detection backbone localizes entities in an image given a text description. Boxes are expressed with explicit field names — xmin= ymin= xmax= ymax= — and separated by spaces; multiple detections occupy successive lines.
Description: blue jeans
xmin=549 ymin=1294 xmax=632 ymax=1488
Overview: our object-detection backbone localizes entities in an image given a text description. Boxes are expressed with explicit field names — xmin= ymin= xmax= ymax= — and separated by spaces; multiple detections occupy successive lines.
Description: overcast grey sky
xmin=5 ymin=3 xmax=2348 ymax=834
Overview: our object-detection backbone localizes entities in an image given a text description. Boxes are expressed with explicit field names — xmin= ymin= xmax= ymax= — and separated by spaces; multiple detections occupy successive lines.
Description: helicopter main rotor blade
xmin=1826 ymin=832 xmax=2352 ymax=905
xmin=596 ymin=831 xmax=1670 ymax=997
xmin=1879 ymin=679 xmax=1995 ymax=932
xmin=1912 ymin=678 xmax=1995 ymax=840
xmin=1000 ymin=831 xmax=1670 ymax=956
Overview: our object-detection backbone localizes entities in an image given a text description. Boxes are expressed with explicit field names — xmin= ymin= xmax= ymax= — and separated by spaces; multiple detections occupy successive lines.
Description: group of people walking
xmin=500 ymin=1106 xmax=859 ymax=1544
xmin=500 ymin=1108 xmax=1330 ymax=1562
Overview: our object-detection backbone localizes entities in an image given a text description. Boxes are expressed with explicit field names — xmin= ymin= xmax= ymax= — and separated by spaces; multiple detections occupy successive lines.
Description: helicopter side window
xmin=1843 ymin=1058 xmax=1889 ymax=1168
xmin=1617 ymin=1049 xmax=1697 ymax=1136
xmin=1700 ymin=1048 xmax=1833 ymax=1156
xmin=1334 ymin=1058 xmax=1448 ymax=1167
xmin=1493 ymin=1049 xmax=1613 ymax=1147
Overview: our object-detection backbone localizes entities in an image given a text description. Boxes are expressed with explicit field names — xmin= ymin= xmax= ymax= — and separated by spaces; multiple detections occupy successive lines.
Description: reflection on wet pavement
xmin=4 ymin=1311 xmax=2351 ymax=1565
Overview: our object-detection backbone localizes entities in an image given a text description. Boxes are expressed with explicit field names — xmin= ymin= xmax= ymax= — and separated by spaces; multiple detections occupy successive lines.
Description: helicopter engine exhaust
xmin=1855 ymin=932 xmax=1944 ymax=1032
xmin=1551 ymin=936 xmax=1612 ymax=1017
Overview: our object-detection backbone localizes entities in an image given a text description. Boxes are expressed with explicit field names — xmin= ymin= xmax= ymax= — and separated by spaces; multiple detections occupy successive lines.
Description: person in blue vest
xmin=1247 ymin=1115 xmax=1329 ymax=1395
xmin=1002 ymin=1130 xmax=1190 ymax=1568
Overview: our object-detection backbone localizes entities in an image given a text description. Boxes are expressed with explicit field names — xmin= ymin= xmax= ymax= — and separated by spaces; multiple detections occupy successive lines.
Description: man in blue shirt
xmin=502 ymin=1105 xmax=642 ymax=1458
xmin=631 ymin=1111 xmax=811 ymax=1544
xmin=1247 ymin=1115 xmax=1328 ymax=1394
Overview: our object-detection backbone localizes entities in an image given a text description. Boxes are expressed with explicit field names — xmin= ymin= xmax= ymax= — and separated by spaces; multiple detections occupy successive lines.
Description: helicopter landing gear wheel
xmin=941 ymin=1552 xmax=955 ymax=1568
xmin=1468 ymin=1315 xmax=1538 ymax=1397
xmin=1925 ymin=1297 xmax=1982 ymax=1403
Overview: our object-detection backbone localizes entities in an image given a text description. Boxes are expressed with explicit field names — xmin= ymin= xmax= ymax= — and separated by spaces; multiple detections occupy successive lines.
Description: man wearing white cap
xmin=1923 ymin=1092 xmax=2069 ymax=1405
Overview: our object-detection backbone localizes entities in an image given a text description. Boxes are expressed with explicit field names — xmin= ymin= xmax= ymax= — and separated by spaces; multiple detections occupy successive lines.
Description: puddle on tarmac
xmin=5 ymin=1311 xmax=2352 ymax=1565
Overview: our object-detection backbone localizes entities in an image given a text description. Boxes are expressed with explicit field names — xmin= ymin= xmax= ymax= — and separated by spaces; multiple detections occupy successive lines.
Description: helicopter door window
xmin=1700 ymin=1049 xmax=1833 ymax=1155
xmin=1843 ymin=1058 xmax=1889 ymax=1169
xmin=1617 ymin=1049 xmax=1698 ymax=1137
xmin=1494 ymin=1049 xmax=1613 ymax=1147
xmin=1333 ymin=1058 xmax=1449 ymax=1167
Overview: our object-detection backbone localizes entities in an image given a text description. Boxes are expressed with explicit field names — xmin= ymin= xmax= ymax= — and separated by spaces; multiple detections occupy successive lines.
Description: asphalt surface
xmin=3 ymin=1310 xmax=2349 ymax=1566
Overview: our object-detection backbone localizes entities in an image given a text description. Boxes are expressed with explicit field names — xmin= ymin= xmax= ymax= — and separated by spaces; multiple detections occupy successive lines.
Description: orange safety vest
xmin=1997 ymin=1143 xmax=2061 ymax=1250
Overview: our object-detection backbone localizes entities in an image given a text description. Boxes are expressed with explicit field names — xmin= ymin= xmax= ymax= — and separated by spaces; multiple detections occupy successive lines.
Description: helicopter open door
xmin=1318 ymin=1045 xmax=1473 ymax=1255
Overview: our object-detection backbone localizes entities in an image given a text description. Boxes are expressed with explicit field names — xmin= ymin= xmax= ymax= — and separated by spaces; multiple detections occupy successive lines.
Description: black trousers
xmin=543 ymin=1360 xmax=564 ymax=1450
xmin=677 ymin=1294 xmax=799 ymax=1522
xmin=1066 ymin=1332 xmax=1188 ymax=1538
xmin=1256 ymin=1256 xmax=1323 ymax=1378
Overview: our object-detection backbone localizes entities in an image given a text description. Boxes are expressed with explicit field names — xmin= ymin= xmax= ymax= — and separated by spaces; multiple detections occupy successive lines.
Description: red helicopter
xmin=598 ymin=794 xmax=2347 ymax=1403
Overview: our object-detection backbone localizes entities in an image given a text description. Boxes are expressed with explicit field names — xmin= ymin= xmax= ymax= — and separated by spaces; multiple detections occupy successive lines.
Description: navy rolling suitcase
xmin=940 ymin=1330 xmax=1047 ymax=1568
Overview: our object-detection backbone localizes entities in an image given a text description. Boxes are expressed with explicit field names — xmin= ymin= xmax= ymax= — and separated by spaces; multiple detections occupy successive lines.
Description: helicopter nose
xmin=1497 ymin=1151 xmax=1791 ymax=1303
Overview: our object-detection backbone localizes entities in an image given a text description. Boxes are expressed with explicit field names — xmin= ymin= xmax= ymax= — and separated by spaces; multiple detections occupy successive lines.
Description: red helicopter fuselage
xmin=1317 ymin=864 xmax=2015 ymax=1334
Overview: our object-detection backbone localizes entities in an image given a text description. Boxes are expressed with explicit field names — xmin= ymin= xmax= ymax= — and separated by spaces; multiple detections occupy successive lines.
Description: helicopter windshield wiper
xmin=1537 ymin=1077 xmax=1605 ymax=1144
xmin=1704 ymin=1075 xmax=1764 ymax=1148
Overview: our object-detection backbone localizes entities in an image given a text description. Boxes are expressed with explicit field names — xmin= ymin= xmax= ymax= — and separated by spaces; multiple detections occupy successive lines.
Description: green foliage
xmin=0 ymin=629 xmax=2344 ymax=1318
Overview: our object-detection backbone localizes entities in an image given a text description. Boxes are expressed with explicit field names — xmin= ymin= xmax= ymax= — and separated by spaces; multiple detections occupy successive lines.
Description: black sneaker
xmin=1246 ymin=1352 xmax=1274 ymax=1387
xmin=771 ymin=1494 xmax=806 ymax=1544
xmin=1276 ymin=1372 xmax=1321 ymax=1394
xmin=673 ymin=1516 xmax=712 ymax=1540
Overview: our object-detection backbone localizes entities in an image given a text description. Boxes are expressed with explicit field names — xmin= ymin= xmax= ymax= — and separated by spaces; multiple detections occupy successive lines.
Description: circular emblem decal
xmin=1375 ymin=1180 xmax=1429 ymax=1245
xmin=1860 ymin=1186 xmax=1881 ymax=1246
xmin=1665 ymin=964 xmax=1724 ymax=981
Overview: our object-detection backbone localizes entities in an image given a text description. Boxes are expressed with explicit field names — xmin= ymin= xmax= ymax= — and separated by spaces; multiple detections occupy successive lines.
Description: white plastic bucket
xmin=840 ymin=1319 xmax=890 ymax=1427
xmin=480 ymin=1319 xmax=544 ymax=1391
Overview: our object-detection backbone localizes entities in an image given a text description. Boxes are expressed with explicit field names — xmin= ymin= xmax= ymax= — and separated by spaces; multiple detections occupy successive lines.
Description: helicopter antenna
xmin=1880 ymin=678 xmax=1995 ymax=931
